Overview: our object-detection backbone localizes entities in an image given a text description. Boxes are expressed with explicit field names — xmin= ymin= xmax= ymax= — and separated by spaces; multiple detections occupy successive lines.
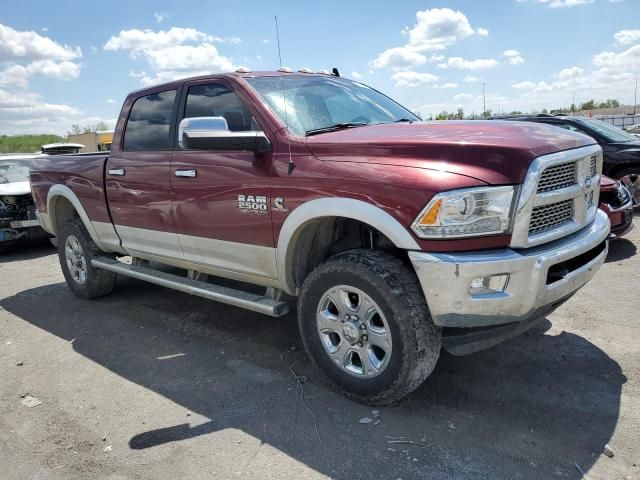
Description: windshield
xmin=246 ymin=76 xmax=420 ymax=136
xmin=0 ymin=158 xmax=32 ymax=184
xmin=576 ymin=118 xmax=638 ymax=143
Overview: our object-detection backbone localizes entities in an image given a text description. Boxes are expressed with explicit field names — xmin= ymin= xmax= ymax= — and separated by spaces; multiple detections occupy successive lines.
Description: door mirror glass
xmin=178 ymin=116 xmax=271 ymax=152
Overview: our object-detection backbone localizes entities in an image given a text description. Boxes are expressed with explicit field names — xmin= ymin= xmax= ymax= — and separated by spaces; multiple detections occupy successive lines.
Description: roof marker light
xmin=298 ymin=67 xmax=313 ymax=73
xmin=235 ymin=66 xmax=251 ymax=73
xmin=277 ymin=67 xmax=293 ymax=73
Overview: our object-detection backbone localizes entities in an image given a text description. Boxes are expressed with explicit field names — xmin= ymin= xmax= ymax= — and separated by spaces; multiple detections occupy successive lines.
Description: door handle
xmin=175 ymin=169 xmax=197 ymax=178
xmin=108 ymin=168 xmax=125 ymax=176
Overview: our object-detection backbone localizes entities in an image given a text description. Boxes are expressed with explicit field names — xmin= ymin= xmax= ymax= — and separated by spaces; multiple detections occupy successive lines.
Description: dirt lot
xmin=1 ymin=219 xmax=639 ymax=480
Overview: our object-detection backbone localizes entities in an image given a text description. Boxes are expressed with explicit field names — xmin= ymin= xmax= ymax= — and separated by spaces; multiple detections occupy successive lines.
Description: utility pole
xmin=482 ymin=82 xmax=486 ymax=117
xmin=572 ymin=92 xmax=575 ymax=115
xmin=634 ymin=78 xmax=638 ymax=116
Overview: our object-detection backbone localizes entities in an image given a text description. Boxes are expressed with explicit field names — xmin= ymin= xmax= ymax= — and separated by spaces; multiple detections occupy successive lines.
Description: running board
xmin=91 ymin=257 xmax=289 ymax=317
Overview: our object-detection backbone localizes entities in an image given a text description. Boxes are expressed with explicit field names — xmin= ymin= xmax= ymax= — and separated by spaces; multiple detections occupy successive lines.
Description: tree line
xmin=68 ymin=121 xmax=110 ymax=135
xmin=430 ymin=98 xmax=623 ymax=120
xmin=0 ymin=134 xmax=65 ymax=154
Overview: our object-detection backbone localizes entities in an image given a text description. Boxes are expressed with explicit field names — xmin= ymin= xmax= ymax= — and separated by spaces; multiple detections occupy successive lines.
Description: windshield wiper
xmin=392 ymin=118 xmax=414 ymax=123
xmin=305 ymin=122 xmax=368 ymax=136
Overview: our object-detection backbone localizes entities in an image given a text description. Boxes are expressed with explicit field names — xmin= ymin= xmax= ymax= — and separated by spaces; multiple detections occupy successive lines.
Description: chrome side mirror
xmin=178 ymin=116 xmax=271 ymax=153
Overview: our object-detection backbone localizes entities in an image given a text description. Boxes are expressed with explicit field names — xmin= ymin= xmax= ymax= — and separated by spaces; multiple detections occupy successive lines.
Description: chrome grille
xmin=529 ymin=200 xmax=574 ymax=235
xmin=537 ymin=162 xmax=577 ymax=193
xmin=510 ymin=144 xmax=603 ymax=248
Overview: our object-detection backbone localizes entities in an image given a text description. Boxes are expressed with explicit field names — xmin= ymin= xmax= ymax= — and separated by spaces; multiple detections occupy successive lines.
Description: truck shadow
xmin=1 ymin=279 xmax=623 ymax=480
xmin=0 ymin=238 xmax=55 ymax=263
xmin=605 ymin=238 xmax=636 ymax=262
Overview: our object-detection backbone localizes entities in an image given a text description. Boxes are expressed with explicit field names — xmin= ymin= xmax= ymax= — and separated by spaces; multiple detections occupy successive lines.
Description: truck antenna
xmin=274 ymin=16 xmax=295 ymax=175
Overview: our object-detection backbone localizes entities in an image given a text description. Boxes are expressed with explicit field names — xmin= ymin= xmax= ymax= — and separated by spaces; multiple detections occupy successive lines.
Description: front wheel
xmin=298 ymin=250 xmax=441 ymax=405
xmin=58 ymin=218 xmax=117 ymax=299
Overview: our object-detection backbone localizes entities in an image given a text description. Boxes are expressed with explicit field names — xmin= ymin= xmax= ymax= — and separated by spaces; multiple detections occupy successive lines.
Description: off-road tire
xmin=298 ymin=249 xmax=441 ymax=405
xmin=58 ymin=218 xmax=117 ymax=299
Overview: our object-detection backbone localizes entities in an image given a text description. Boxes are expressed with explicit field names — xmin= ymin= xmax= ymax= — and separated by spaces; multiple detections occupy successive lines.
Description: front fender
xmin=276 ymin=197 xmax=420 ymax=295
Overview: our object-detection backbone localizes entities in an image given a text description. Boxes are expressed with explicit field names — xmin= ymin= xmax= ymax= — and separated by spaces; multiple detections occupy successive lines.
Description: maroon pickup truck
xmin=30 ymin=70 xmax=610 ymax=405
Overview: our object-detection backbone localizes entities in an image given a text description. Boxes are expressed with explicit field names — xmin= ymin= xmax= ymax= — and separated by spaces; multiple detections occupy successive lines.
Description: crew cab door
xmin=170 ymin=80 xmax=276 ymax=279
xmin=106 ymin=88 xmax=183 ymax=259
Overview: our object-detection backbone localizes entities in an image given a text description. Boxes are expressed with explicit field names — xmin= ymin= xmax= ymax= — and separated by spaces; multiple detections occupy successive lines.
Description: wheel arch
xmin=47 ymin=184 xmax=109 ymax=252
xmin=605 ymin=159 xmax=640 ymax=179
xmin=276 ymin=198 xmax=420 ymax=295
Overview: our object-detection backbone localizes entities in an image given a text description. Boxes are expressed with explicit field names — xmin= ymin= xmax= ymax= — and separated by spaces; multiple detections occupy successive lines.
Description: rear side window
xmin=123 ymin=89 xmax=177 ymax=150
xmin=184 ymin=84 xmax=260 ymax=132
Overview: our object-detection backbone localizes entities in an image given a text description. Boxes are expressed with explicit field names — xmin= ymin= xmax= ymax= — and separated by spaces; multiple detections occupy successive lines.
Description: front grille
xmin=529 ymin=199 xmax=574 ymax=235
xmin=537 ymin=162 xmax=577 ymax=193
xmin=589 ymin=156 xmax=597 ymax=177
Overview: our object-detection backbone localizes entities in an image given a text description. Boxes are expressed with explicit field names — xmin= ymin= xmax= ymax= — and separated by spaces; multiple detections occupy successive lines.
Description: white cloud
xmin=438 ymin=57 xmax=499 ymax=70
xmin=154 ymin=12 xmax=169 ymax=23
xmin=512 ymin=81 xmax=537 ymax=89
xmin=502 ymin=49 xmax=525 ymax=65
xmin=538 ymin=0 xmax=594 ymax=6
xmin=0 ymin=23 xmax=82 ymax=89
xmin=453 ymin=93 xmax=474 ymax=101
xmin=434 ymin=82 xmax=458 ymax=89
xmin=614 ymin=29 xmax=640 ymax=47
xmin=391 ymin=71 xmax=438 ymax=87
xmin=370 ymin=47 xmax=426 ymax=69
xmin=106 ymin=98 xmax=117 ymax=104
xmin=370 ymin=8 xmax=484 ymax=69
xmin=429 ymin=53 xmax=445 ymax=62
xmin=129 ymin=70 xmax=146 ymax=78
xmin=553 ymin=66 xmax=584 ymax=79
xmin=464 ymin=76 xmax=480 ymax=82
xmin=477 ymin=27 xmax=489 ymax=36
xmin=403 ymin=8 xmax=475 ymax=49
xmin=104 ymin=27 xmax=238 ymax=85
xmin=0 ymin=23 xmax=81 ymax=62
xmin=351 ymin=71 xmax=362 ymax=79
xmin=593 ymin=44 xmax=640 ymax=72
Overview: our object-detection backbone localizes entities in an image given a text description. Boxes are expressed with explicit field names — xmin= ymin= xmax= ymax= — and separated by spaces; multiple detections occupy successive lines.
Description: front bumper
xmin=409 ymin=209 xmax=610 ymax=328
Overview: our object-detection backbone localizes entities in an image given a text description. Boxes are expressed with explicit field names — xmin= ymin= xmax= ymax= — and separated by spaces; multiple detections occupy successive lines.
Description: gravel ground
xmin=1 ymin=218 xmax=638 ymax=480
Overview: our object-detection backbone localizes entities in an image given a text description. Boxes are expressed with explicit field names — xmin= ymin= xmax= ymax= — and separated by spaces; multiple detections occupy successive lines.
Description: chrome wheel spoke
xmin=64 ymin=235 xmax=87 ymax=285
xmin=317 ymin=308 xmax=339 ymax=333
xmin=316 ymin=285 xmax=393 ymax=379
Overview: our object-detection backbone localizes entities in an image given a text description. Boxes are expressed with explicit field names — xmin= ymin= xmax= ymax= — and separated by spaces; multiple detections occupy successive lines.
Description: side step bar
xmin=92 ymin=257 xmax=289 ymax=317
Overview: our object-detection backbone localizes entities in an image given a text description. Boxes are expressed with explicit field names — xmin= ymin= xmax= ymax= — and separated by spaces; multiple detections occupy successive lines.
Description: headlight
xmin=411 ymin=186 xmax=515 ymax=239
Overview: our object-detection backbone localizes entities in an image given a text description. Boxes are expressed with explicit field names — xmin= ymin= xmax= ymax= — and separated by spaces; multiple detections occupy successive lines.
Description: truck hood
xmin=0 ymin=181 xmax=31 ymax=196
xmin=305 ymin=120 xmax=596 ymax=185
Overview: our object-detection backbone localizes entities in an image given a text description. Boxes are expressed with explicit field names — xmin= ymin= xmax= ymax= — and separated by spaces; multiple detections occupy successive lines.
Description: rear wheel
xmin=58 ymin=218 xmax=117 ymax=299
xmin=298 ymin=249 xmax=441 ymax=405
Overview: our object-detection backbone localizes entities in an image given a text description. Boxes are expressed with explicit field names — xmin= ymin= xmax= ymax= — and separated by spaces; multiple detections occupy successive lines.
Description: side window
xmin=184 ymin=83 xmax=261 ymax=132
xmin=123 ymin=89 xmax=177 ymax=151
xmin=555 ymin=122 xmax=583 ymax=133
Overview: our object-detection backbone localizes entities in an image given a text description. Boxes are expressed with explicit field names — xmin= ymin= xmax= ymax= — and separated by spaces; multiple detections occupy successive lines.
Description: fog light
xmin=469 ymin=274 xmax=509 ymax=296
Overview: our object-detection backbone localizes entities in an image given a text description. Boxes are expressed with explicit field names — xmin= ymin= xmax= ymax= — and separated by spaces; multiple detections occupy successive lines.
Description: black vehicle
xmin=500 ymin=114 xmax=640 ymax=203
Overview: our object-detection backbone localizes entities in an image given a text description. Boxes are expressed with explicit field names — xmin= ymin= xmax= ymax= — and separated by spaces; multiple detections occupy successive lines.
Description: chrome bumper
xmin=409 ymin=210 xmax=610 ymax=328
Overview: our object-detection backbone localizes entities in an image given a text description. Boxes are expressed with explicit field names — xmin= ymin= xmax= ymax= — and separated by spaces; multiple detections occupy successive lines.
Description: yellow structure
xmin=67 ymin=131 xmax=113 ymax=153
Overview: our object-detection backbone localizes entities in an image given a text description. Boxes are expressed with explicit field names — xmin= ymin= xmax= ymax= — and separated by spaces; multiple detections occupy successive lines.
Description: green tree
xmin=456 ymin=107 xmax=464 ymax=119
xmin=69 ymin=124 xmax=81 ymax=135
xmin=0 ymin=134 xmax=65 ymax=153
xmin=580 ymin=99 xmax=596 ymax=110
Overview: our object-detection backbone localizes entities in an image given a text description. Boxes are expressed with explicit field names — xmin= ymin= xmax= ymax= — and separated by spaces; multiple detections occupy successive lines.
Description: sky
xmin=1 ymin=0 xmax=639 ymax=135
